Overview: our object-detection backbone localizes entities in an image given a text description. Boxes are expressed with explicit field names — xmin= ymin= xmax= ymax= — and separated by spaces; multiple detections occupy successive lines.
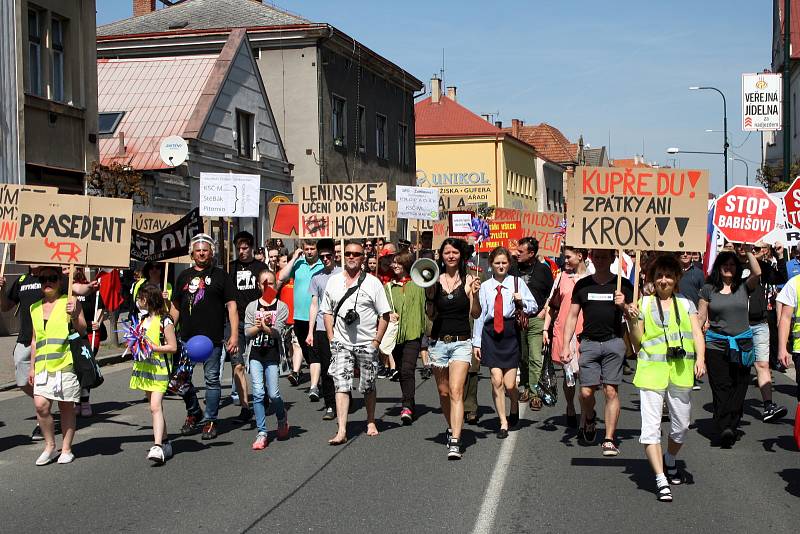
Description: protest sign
xmin=396 ymin=186 xmax=439 ymax=221
xmin=494 ymin=209 xmax=565 ymax=257
xmin=0 ymin=184 xmax=58 ymax=243
xmin=566 ymin=166 xmax=708 ymax=251
xmin=298 ymin=183 xmax=387 ymax=239
xmin=763 ymin=192 xmax=800 ymax=247
xmin=476 ymin=220 xmax=523 ymax=253
xmin=782 ymin=177 xmax=800 ymax=229
xmin=131 ymin=208 xmax=203 ymax=262
xmin=199 ymin=173 xmax=260 ymax=217
xmin=448 ymin=211 xmax=474 ymax=236
xmin=387 ymin=200 xmax=398 ymax=233
xmin=16 ymin=193 xmax=133 ymax=267
xmin=714 ymin=185 xmax=779 ymax=244
xmin=268 ymin=202 xmax=299 ymax=238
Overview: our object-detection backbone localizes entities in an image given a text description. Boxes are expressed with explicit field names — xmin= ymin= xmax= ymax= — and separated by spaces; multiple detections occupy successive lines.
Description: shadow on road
xmin=778 ymin=468 xmax=800 ymax=497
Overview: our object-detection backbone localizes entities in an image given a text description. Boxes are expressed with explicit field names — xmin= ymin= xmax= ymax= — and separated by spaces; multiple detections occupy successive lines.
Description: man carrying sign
xmin=561 ymin=249 xmax=633 ymax=456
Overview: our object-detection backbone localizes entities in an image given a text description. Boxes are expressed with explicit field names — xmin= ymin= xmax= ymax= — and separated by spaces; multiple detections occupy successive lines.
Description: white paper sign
xmin=396 ymin=185 xmax=440 ymax=221
xmin=199 ymin=173 xmax=260 ymax=217
xmin=742 ymin=73 xmax=782 ymax=131
xmin=763 ymin=192 xmax=800 ymax=246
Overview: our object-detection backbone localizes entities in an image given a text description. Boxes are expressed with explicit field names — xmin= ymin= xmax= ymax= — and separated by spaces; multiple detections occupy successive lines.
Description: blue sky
xmin=97 ymin=0 xmax=774 ymax=194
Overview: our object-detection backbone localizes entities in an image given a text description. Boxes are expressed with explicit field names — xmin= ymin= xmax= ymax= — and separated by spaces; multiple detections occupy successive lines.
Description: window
xmin=332 ymin=95 xmax=346 ymax=147
xmin=98 ymin=112 xmax=124 ymax=135
xmin=546 ymin=188 xmax=551 ymax=210
xmin=28 ymin=9 xmax=42 ymax=96
xmin=398 ymin=123 xmax=408 ymax=165
xmin=236 ymin=109 xmax=254 ymax=159
xmin=357 ymin=105 xmax=366 ymax=152
xmin=51 ymin=18 xmax=64 ymax=101
xmin=376 ymin=114 xmax=387 ymax=159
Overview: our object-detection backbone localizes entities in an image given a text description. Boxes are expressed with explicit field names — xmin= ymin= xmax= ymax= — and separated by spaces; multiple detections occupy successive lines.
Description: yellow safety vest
xmin=30 ymin=296 xmax=72 ymax=374
xmin=633 ymin=295 xmax=696 ymax=390
xmin=788 ymin=276 xmax=800 ymax=353
xmin=130 ymin=316 xmax=170 ymax=388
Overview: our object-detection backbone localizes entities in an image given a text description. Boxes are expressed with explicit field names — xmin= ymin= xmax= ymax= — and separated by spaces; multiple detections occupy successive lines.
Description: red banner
xmin=476 ymin=220 xmax=523 ymax=253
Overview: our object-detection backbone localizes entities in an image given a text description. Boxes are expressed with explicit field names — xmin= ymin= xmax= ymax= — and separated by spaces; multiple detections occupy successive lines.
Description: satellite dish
xmin=159 ymin=135 xmax=189 ymax=167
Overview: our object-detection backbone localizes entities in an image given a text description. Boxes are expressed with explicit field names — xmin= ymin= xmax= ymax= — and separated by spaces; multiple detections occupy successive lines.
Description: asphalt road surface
xmin=0 ymin=361 xmax=797 ymax=533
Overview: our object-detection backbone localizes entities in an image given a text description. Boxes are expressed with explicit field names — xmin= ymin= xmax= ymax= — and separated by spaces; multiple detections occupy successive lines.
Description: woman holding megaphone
xmin=385 ymin=250 xmax=427 ymax=426
xmin=425 ymin=238 xmax=481 ymax=460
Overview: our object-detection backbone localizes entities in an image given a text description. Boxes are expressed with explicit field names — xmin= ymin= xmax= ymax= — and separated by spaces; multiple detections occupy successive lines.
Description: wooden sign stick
xmin=163 ymin=262 xmax=170 ymax=293
xmin=0 ymin=243 xmax=8 ymax=279
xmin=633 ymin=250 xmax=641 ymax=304
xmin=616 ymin=248 xmax=623 ymax=293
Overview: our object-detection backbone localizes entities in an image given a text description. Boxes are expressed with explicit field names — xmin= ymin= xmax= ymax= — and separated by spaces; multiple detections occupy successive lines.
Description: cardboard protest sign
xmin=763 ymin=192 xmax=800 ymax=247
xmin=199 ymin=173 xmax=260 ymax=217
xmin=387 ymin=200 xmax=398 ymax=233
xmin=298 ymin=183 xmax=387 ymax=239
xmin=131 ymin=208 xmax=203 ymax=262
xmin=476 ymin=220 xmax=523 ymax=253
xmin=16 ymin=193 xmax=133 ymax=267
xmin=268 ymin=203 xmax=299 ymax=238
xmin=0 ymin=184 xmax=58 ymax=243
xmin=494 ymin=209 xmax=565 ymax=257
xmin=566 ymin=166 xmax=708 ymax=251
xmin=396 ymin=186 xmax=439 ymax=221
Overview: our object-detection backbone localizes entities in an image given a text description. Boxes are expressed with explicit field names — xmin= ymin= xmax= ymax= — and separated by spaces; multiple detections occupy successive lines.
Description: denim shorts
xmin=751 ymin=322 xmax=770 ymax=363
xmin=428 ymin=339 xmax=473 ymax=367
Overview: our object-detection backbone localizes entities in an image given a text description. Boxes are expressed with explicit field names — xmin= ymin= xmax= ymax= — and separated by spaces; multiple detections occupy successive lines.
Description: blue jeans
xmin=184 ymin=346 xmax=223 ymax=421
xmin=250 ymin=359 xmax=286 ymax=434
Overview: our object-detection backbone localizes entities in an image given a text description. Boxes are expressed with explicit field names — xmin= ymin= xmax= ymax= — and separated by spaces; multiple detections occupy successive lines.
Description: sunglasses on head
xmin=39 ymin=274 xmax=59 ymax=283
xmin=344 ymin=251 xmax=364 ymax=258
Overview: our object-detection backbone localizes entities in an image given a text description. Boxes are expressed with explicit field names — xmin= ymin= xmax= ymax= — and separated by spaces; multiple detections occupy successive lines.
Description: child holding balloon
xmin=129 ymin=283 xmax=178 ymax=464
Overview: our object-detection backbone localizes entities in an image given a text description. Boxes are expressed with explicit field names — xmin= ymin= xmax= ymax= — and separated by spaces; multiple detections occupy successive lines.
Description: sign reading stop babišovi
xmin=298 ymin=183 xmax=387 ymax=239
xmin=16 ymin=192 xmax=133 ymax=267
xmin=566 ymin=166 xmax=709 ymax=251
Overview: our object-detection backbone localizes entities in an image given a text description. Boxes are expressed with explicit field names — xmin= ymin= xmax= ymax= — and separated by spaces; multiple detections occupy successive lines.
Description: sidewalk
xmin=0 ymin=326 xmax=130 ymax=391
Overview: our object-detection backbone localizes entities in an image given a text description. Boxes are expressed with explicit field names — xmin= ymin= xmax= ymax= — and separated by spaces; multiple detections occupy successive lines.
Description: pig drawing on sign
xmin=44 ymin=238 xmax=82 ymax=263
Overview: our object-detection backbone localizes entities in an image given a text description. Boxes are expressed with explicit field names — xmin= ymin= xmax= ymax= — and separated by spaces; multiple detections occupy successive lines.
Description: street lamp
xmin=689 ymin=86 xmax=729 ymax=190
xmin=730 ymin=157 xmax=749 ymax=186
xmin=666 ymin=147 xmax=724 ymax=156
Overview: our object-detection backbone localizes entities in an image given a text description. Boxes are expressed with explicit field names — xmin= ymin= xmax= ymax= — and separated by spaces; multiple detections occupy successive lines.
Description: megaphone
xmin=410 ymin=258 xmax=439 ymax=288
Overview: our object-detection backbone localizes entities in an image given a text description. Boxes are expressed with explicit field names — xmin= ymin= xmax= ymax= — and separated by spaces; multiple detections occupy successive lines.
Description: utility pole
xmin=784 ymin=0 xmax=792 ymax=184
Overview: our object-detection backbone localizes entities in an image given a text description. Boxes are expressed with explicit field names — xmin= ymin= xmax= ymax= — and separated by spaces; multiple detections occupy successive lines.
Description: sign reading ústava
xmin=298 ymin=183 xmax=387 ymax=239
xmin=742 ymin=73 xmax=782 ymax=131
xmin=199 ymin=173 xmax=260 ymax=217
xmin=566 ymin=166 xmax=709 ymax=251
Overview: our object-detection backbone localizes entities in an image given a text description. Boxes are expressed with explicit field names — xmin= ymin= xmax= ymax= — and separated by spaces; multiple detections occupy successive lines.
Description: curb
xmin=0 ymin=350 xmax=131 ymax=392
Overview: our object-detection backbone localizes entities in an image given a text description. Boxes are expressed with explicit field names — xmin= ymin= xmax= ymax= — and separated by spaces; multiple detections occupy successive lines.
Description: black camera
xmin=343 ymin=309 xmax=360 ymax=325
xmin=666 ymin=347 xmax=686 ymax=359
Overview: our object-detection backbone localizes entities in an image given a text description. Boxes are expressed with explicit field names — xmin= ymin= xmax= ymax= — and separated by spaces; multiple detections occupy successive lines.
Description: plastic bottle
xmin=565 ymin=365 xmax=576 ymax=387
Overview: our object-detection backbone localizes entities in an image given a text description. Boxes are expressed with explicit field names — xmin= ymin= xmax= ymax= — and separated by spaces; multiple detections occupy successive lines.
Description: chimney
xmin=117 ymin=131 xmax=126 ymax=156
xmin=133 ymin=0 xmax=156 ymax=17
xmin=495 ymin=120 xmax=503 ymax=128
xmin=511 ymin=118 xmax=523 ymax=138
xmin=446 ymin=86 xmax=457 ymax=102
xmin=430 ymin=76 xmax=442 ymax=104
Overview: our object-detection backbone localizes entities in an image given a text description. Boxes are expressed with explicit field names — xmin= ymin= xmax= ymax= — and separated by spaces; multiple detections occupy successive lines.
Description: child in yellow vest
xmin=130 ymin=283 xmax=177 ymax=464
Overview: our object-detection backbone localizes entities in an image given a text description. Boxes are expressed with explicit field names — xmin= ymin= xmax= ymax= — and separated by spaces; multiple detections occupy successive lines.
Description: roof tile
xmin=414 ymin=95 xmax=501 ymax=137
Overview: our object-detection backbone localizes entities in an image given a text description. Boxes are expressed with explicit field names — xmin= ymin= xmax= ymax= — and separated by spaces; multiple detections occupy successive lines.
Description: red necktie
xmin=494 ymin=285 xmax=504 ymax=334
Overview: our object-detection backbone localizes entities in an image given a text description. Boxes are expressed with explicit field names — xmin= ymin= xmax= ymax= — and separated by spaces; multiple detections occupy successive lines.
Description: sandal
xmin=529 ymin=396 xmax=543 ymax=411
xmin=665 ymin=459 xmax=683 ymax=485
xmin=328 ymin=435 xmax=348 ymax=446
xmin=656 ymin=483 xmax=673 ymax=502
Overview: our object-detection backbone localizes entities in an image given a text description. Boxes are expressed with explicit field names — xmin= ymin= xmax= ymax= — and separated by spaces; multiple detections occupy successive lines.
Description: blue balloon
xmin=185 ymin=335 xmax=214 ymax=363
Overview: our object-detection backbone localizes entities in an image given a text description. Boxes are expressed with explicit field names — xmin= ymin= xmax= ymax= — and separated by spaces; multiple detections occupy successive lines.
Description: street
xmin=0 ymin=360 xmax=797 ymax=533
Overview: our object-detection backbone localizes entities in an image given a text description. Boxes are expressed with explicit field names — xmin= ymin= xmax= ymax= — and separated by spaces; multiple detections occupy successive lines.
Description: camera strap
xmin=655 ymin=296 xmax=685 ymax=349
xmin=334 ymin=271 xmax=367 ymax=326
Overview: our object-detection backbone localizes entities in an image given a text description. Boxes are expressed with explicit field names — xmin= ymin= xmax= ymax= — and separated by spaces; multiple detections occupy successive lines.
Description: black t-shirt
xmin=512 ymin=260 xmax=554 ymax=311
xmin=173 ymin=266 xmax=236 ymax=344
xmin=572 ymin=275 xmax=634 ymax=340
xmin=678 ymin=264 xmax=705 ymax=307
xmin=7 ymin=274 xmax=43 ymax=346
xmin=230 ymin=259 xmax=268 ymax=321
xmin=250 ymin=301 xmax=280 ymax=364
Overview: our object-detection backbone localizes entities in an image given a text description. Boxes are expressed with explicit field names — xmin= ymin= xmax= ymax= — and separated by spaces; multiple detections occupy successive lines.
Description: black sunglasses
xmin=39 ymin=274 xmax=60 ymax=283
xmin=319 ymin=253 xmax=333 ymax=259
xmin=344 ymin=251 xmax=364 ymax=258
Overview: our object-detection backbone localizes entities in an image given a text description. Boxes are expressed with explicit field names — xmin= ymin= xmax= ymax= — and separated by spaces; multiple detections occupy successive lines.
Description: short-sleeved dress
xmin=550 ymin=273 xmax=586 ymax=364
xmin=129 ymin=314 xmax=173 ymax=393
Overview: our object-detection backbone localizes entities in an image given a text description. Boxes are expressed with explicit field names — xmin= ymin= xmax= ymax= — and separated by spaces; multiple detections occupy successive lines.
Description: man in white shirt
xmin=322 ymin=241 xmax=391 ymax=445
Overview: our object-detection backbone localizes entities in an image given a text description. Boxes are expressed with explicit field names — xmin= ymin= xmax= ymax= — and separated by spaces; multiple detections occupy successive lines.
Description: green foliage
xmin=88 ymin=161 xmax=149 ymax=205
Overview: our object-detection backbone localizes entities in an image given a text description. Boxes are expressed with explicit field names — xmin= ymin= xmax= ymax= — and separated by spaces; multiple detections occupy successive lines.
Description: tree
xmin=87 ymin=161 xmax=149 ymax=205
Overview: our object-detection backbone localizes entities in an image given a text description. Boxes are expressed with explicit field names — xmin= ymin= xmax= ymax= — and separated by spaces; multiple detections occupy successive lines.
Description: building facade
xmin=415 ymin=79 xmax=539 ymax=213
xmin=96 ymin=0 xmax=423 ymax=220
xmin=1 ymin=0 xmax=99 ymax=191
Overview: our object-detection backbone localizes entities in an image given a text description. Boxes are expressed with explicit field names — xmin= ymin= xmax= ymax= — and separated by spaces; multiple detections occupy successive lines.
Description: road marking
xmin=471 ymin=403 xmax=527 ymax=534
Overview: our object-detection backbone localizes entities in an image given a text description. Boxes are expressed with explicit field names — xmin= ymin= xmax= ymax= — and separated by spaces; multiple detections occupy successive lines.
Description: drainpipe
xmin=494 ymin=133 xmax=500 ymax=208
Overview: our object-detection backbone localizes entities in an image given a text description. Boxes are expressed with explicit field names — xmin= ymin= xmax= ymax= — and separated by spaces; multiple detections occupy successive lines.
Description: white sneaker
xmin=162 ymin=441 xmax=173 ymax=459
xmin=35 ymin=449 xmax=59 ymax=466
xmin=57 ymin=451 xmax=75 ymax=464
xmin=147 ymin=445 xmax=165 ymax=464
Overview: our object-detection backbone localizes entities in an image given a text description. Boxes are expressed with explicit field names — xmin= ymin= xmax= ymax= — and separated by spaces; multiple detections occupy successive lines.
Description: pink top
xmin=550 ymin=272 xmax=585 ymax=363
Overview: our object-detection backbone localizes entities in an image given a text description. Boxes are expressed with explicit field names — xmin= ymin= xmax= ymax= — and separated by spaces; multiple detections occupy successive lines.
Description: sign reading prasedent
xmin=742 ymin=73 xmax=781 ymax=131
xmin=16 ymin=192 xmax=133 ymax=267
